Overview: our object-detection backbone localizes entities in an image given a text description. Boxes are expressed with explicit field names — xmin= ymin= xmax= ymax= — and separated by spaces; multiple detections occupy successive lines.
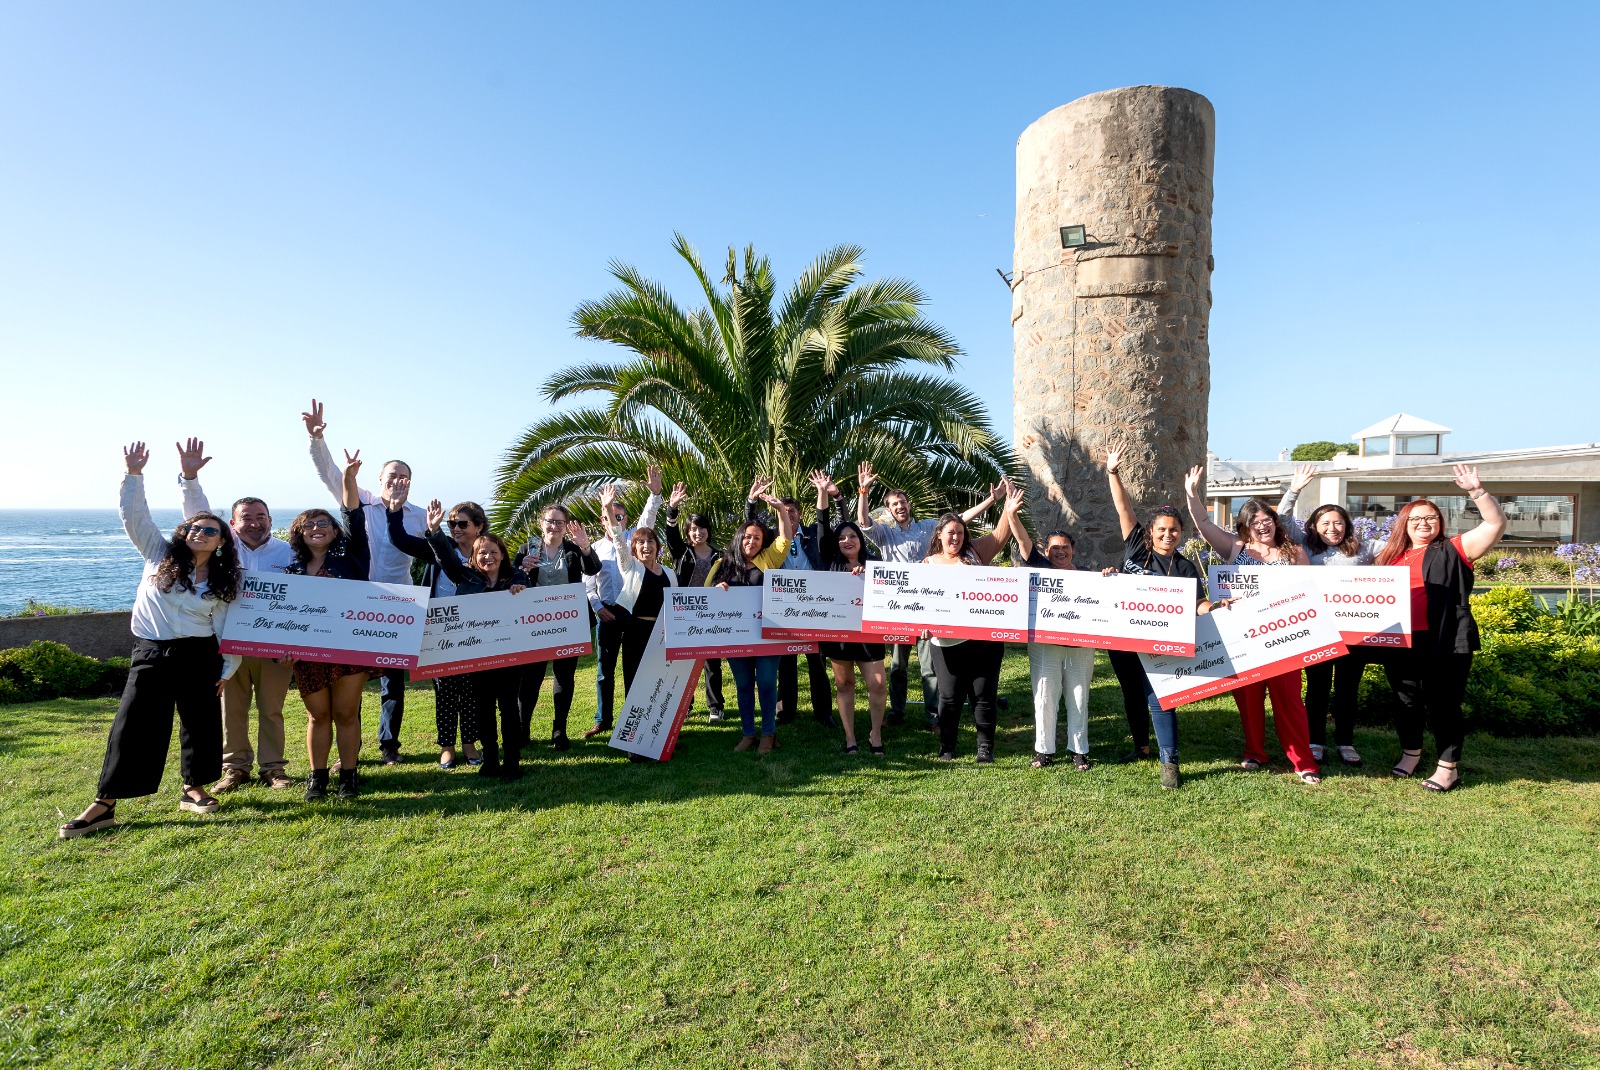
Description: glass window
xmin=1396 ymin=434 xmax=1439 ymax=455
xmin=1346 ymin=494 xmax=1575 ymax=546
xmin=1362 ymin=436 xmax=1390 ymax=456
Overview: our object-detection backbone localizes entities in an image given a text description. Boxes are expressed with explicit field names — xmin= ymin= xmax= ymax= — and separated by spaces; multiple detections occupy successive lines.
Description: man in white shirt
xmin=855 ymin=461 xmax=998 ymax=727
xmin=174 ymin=438 xmax=298 ymax=791
xmin=582 ymin=466 xmax=663 ymax=737
xmin=303 ymin=399 xmax=428 ymax=764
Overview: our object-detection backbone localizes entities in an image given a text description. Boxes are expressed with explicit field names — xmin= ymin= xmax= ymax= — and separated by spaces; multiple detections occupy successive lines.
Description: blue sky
xmin=2 ymin=1 xmax=1595 ymax=510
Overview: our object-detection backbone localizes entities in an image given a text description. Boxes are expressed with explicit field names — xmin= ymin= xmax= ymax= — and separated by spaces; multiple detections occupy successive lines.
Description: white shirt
xmin=862 ymin=516 xmax=939 ymax=564
xmin=179 ymin=477 xmax=296 ymax=573
xmin=310 ymin=437 xmax=427 ymax=584
xmin=122 ymin=476 xmax=241 ymax=679
xmin=586 ymin=493 xmax=662 ymax=609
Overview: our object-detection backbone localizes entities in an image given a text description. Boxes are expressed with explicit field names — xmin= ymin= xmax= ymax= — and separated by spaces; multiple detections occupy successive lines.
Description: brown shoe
xmin=260 ymin=769 xmax=296 ymax=790
xmin=213 ymin=768 xmax=251 ymax=793
xmin=734 ymin=735 xmax=757 ymax=752
xmin=758 ymin=733 xmax=776 ymax=755
xmin=582 ymin=723 xmax=611 ymax=740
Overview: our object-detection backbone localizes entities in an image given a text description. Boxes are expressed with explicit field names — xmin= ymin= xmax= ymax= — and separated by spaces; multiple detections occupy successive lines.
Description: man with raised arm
xmin=174 ymin=438 xmax=298 ymax=791
xmin=302 ymin=398 xmax=427 ymax=765
xmin=582 ymin=466 xmax=663 ymax=738
xmin=855 ymin=461 xmax=998 ymax=728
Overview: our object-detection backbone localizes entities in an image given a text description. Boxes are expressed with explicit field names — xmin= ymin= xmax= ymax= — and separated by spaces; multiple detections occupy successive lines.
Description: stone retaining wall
xmin=0 ymin=612 xmax=134 ymax=662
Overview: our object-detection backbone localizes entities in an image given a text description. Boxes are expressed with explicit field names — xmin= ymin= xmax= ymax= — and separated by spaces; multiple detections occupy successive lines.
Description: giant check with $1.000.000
xmin=860 ymin=562 xmax=1029 ymax=643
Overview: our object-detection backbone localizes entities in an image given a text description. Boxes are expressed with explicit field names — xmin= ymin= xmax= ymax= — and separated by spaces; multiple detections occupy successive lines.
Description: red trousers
xmin=1231 ymin=671 xmax=1319 ymax=774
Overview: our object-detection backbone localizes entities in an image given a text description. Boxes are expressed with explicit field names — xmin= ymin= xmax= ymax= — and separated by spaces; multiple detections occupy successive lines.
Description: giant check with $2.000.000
xmin=220 ymin=570 xmax=429 ymax=669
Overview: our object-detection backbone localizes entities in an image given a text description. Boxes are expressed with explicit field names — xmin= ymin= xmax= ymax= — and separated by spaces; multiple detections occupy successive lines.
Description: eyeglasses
xmin=302 ymin=519 xmax=335 ymax=531
xmin=447 ymin=519 xmax=475 ymax=530
xmin=187 ymin=525 xmax=222 ymax=537
xmin=1407 ymin=515 xmax=1441 ymax=526
xmin=542 ymin=517 xmax=567 ymax=526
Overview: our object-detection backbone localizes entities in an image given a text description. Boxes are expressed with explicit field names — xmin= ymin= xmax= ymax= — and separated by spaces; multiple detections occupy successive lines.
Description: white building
xmin=1204 ymin=414 xmax=1600 ymax=546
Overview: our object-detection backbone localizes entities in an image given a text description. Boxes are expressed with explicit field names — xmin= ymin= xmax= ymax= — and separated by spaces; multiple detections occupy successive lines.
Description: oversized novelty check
xmin=1139 ymin=575 xmax=1347 ymax=709
xmin=664 ymin=586 xmax=818 ymax=661
xmin=761 ymin=570 xmax=874 ymax=643
xmin=412 ymin=583 xmax=591 ymax=680
xmin=860 ymin=562 xmax=1029 ymax=643
xmin=1027 ymin=570 xmax=1198 ymax=655
xmin=611 ymin=617 xmax=703 ymax=762
xmin=1208 ymin=565 xmax=1411 ymax=648
xmin=220 ymin=570 xmax=429 ymax=669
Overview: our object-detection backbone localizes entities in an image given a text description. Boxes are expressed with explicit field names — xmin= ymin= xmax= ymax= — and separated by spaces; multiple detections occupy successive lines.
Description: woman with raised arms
xmin=706 ymin=478 xmax=797 ymax=754
xmin=512 ymin=504 xmax=601 ymax=753
xmin=1275 ymin=464 xmax=1389 ymax=767
xmin=923 ymin=479 xmax=1023 ymax=764
xmin=283 ymin=450 xmax=373 ymax=801
xmin=1374 ymin=467 xmax=1505 ymax=791
xmin=1184 ymin=464 xmax=1322 ymax=784
xmin=1104 ymin=445 xmax=1217 ymax=790
xmin=1011 ymin=518 xmax=1094 ymax=772
xmin=425 ymin=507 xmax=533 ymax=779
xmin=600 ymin=483 xmax=678 ymax=700
xmin=388 ymin=499 xmax=489 ymax=769
xmin=663 ymin=482 xmax=726 ymax=722
xmin=814 ymin=470 xmax=888 ymax=756
xmin=60 ymin=442 xmax=243 ymax=838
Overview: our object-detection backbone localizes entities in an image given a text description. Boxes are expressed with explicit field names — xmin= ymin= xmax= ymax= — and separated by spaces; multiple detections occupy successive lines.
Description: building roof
xmin=1350 ymin=413 xmax=1453 ymax=439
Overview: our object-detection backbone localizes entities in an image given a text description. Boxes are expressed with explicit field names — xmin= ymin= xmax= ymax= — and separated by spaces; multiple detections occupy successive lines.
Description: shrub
xmin=0 ymin=642 xmax=129 ymax=704
xmin=8 ymin=600 xmax=95 ymax=618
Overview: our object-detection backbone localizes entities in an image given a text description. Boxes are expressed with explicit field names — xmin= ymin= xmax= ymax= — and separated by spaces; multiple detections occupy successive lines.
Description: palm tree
xmin=493 ymin=234 xmax=1014 ymax=543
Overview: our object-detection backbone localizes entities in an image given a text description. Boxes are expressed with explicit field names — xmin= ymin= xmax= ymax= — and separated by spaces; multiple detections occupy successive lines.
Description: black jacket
xmin=512 ymin=538 xmax=602 ymax=586
xmin=818 ymin=513 xmax=881 ymax=573
xmin=1419 ymin=539 xmax=1480 ymax=654
xmin=427 ymin=529 xmax=529 ymax=596
xmin=286 ymin=506 xmax=370 ymax=581
xmin=387 ymin=508 xmax=461 ymax=594
xmin=663 ymin=507 xmax=723 ymax=587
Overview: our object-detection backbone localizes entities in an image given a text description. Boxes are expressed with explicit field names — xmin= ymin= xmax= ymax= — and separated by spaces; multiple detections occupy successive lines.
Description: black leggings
xmin=434 ymin=673 xmax=477 ymax=748
xmin=930 ymin=640 xmax=1004 ymax=755
xmin=98 ymin=637 xmax=224 ymax=798
xmin=1305 ymin=649 xmax=1366 ymax=747
xmin=1385 ymin=647 xmax=1472 ymax=764
xmin=520 ymin=656 xmax=577 ymax=741
xmin=621 ymin=615 xmax=656 ymax=697
xmin=473 ymin=667 xmax=523 ymax=767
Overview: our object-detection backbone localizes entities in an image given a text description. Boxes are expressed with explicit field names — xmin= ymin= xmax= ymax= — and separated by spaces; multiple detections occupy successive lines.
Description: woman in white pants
xmin=1012 ymin=523 xmax=1095 ymax=770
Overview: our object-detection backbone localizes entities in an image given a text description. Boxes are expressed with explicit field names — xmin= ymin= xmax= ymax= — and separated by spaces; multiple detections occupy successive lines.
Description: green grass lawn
xmin=3 ymin=650 xmax=1598 ymax=1069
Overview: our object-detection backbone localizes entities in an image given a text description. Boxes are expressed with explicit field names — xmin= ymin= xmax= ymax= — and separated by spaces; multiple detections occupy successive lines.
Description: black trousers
xmin=98 ymin=637 xmax=224 ymax=798
xmin=1306 ymin=649 xmax=1367 ymax=747
xmin=621 ymin=614 xmax=656 ymax=697
xmin=1385 ymin=646 xmax=1472 ymax=764
xmin=778 ymin=652 xmax=832 ymax=723
xmin=593 ymin=604 xmax=630 ymax=728
xmin=520 ymin=656 xmax=577 ymax=741
xmin=930 ymin=640 xmax=1004 ymax=755
xmin=473 ymin=667 xmax=523 ymax=767
xmin=702 ymin=658 xmax=725 ymax=714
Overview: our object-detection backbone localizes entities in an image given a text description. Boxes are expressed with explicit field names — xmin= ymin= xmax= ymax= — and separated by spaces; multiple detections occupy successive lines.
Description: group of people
xmin=58 ymin=400 xmax=1508 ymax=838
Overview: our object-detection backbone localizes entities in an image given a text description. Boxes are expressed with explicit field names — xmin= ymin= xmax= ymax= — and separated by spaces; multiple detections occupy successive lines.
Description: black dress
xmin=816 ymin=514 xmax=885 ymax=664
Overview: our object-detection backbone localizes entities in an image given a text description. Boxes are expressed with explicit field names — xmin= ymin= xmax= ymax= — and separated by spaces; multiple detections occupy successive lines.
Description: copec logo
xmin=1150 ymin=642 xmax=1188 ymax=654
xmin=374 ymin=655 xmax=410 ymax=667
xmin=1361 ymin=634 xmax=1405 ymax=646
xmin=880 ymin=634 xmax=914 ymax=644
xmin=989 ymin=630 xmax=1024 ymax=641
xmin=785 ymin=644 xmax=811 ymax=653
xmin=1300 ymin=647 xmax=1340 ymax=664
xmin=554 ymin=644 xmax=588 ymax=657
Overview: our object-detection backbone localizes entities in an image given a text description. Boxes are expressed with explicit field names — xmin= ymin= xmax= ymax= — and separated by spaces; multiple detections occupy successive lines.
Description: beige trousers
xmin=222 ymin=656 xmax=293 ymax=774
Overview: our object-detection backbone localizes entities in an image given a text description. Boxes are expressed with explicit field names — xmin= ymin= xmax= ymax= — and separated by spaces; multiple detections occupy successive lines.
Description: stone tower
xmin=1011 ymin=86 xmax=1214 ymax=563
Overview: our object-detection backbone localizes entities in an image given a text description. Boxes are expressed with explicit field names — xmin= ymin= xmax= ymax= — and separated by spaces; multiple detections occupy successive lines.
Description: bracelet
xmin=1468 ymin=489 xmax=1487 ymax=499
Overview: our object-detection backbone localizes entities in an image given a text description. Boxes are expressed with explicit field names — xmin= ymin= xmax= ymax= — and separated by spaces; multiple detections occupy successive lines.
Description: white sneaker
xmin=708 ymin=710 xmax=724 ymax=722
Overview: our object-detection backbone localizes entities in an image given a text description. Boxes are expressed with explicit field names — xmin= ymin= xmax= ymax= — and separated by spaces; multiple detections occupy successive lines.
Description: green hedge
xmin=0 ymin=642 xmax=129 ymax=705
xmin=1357 ymin=587 xmax=1600 ymax=736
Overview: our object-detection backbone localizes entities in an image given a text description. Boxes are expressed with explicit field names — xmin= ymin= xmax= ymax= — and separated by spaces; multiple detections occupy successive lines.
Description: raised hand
xmin=1003 ymin=479 xmax=1026 ymax=513
xmin=807 ymin=469 xmax=831 ymax=492
xmin=343 ymin=449 xmax=362 ymax=478
xmin=1452 ymin=464 xmax=1483 ymax=493
xmin=1184 ymin=464 xmax=1205 ymax=497
xmin=1289 ymin=463 xmax=1319 ymax=494
xmin=857 ymin=461 xmax=876 ymax=496
xmin=667 ymin=482 xmax=689 ymax=510
xmin=340 ymin=449 xmax=362 ymax=510
xmin=568 ymin=523 xmax=592 ymax=552
xmin=1105 ymin=443 xmax=1125 ymax=475
xmin=301 ymin=399 xmax=326 ymax=439
xmin=176 ymin=438 xmax=211 ymax=480
xmin=747 ymin=475 xmax=773 ymax=501
xmin=425 ymin=498 xmax=445 ymax=532
xmin=645 ymin=465 xmax=663 ymax=496
xmin=600 ymin=483 xmax=620 ymax=510
xmin=123 ymin=441 xmax=149 ymax=475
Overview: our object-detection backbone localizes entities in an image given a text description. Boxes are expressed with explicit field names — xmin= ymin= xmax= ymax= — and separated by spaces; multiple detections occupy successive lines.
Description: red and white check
xmin=413 ymin=583 xmax=592 ymax=680
xmin=860 ymin=562 xmax=1029 ymax=643
xmin=1208 ymin=565 xmax=1411 ymax=648
xmin=1027 ymin=570 xmax=1197 ymax=655
xmin=664 ymin=586 xmax=817 ymax=661
xmin=611 ymin=618 xmax=703 ymax=762
xmin=761 ymin=570 xmax=874 ymax=643
xmin=220 ymin=570 xmax=429 ymax=670
xmin=1139 ymin=575 xmax=1348 ymax=709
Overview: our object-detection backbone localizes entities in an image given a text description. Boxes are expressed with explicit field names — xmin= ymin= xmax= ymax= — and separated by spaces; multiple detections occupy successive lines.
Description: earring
xmin=214 ymin=548 xmax=223 ymax=558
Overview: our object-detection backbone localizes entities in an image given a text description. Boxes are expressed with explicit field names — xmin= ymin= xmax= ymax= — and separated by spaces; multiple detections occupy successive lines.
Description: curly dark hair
xmin=288 ymin=508 xmax=345 ymax=564
xmin=1142 ymin=506 xmax=1187 ymax=555
xmin=829 ymin=519 xmax=879 ymax=569
xmin=154 ymin=512 xmax=240 ymax=602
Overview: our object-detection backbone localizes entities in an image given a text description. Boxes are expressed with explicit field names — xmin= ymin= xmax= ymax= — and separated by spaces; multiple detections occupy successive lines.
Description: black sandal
xmin=1030 ymin=752 xmax=1054 ymax=769
xmin=1239 ymin=758 xmax=1265 ymax=772
xmin=59 ymin=800 xmax=116 ymax=839
xmin=869 ymin=737 xmax=885 ymax=756
xmin=1390 ymin=749 xmax=1423 ymax=779
xmin=1421 ymin=761 xmax=1460 ymax=793
xmin=843 ymin=743 xmax=859 ymax=755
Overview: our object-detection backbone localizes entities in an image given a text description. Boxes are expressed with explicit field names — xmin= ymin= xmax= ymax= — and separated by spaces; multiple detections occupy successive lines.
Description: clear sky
xmin=2 ymin=1 xmax=1595 ymax=511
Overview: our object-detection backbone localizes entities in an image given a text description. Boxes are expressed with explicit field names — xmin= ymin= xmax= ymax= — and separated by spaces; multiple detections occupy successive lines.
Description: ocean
xmin=0 ymin=509 xmax=309 ymax=615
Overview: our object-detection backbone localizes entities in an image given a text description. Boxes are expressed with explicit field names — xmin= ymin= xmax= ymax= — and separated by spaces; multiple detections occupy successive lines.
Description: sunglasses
xmin=187 ymin=524 xmax=223 ymax=537
xmin=447 ymin=519 xmax=476 ymax=530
